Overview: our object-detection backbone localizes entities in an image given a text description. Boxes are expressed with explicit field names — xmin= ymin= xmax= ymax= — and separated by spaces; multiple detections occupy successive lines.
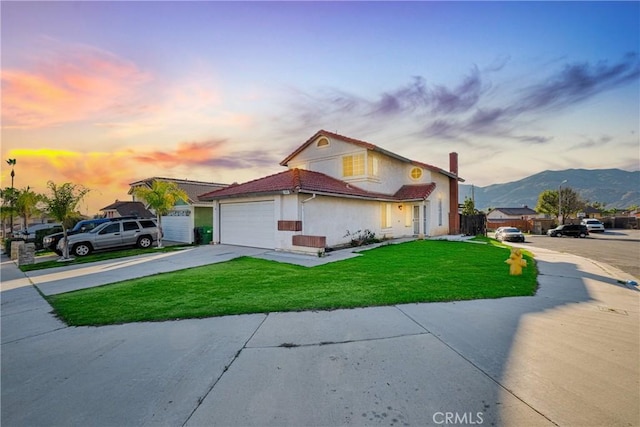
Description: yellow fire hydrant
xmin=505 ymin=247 xmax=527 ymax=275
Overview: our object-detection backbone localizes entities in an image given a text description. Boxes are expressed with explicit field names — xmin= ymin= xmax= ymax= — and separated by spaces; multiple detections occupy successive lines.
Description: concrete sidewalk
xmin=1 ymin=244 xmax=639 ymax=426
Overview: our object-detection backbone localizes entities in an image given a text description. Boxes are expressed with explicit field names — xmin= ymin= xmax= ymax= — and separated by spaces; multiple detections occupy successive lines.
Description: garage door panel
xmin=162 ymin=216 xmax=192 ymax=243
xmin=220 ymin=201 xmax=275 ymax=249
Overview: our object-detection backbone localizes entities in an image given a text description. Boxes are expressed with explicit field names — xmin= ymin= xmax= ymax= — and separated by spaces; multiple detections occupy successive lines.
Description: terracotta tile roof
xmin=199 ymin=169 xmax=437 ymax=202
xmin=280 ymin=129 xmax=462 ymax=181
xmin=393 ymin=184 xmax=437 ymax=201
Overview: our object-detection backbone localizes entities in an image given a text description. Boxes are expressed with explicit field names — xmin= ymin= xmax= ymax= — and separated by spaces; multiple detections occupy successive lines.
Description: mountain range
xmin=459 ymin=168 xmax=640 ymax=211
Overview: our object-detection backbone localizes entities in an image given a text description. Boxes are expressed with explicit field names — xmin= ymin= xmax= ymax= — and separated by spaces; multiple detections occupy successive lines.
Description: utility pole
xmin=471 ymin=184 xmax=475 ymax=207
xmin=558 ymin=179 xmax=567 ymax=224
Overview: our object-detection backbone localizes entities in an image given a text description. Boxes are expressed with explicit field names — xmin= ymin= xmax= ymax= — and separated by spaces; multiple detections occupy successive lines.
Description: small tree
xmin=15 ymin=186 xmax=45 ymax=229
xmin=535 ymin=190 xmax=559 ymax=218
xmin=536 ymin=187 xmax=585 ymax=223
xmin=461 ymin=196 xmax=479 ymax=215
xmin=44 ymin=182 xmax=90 ymax=259
xmin=0 ymin=187 xmax=19 ymax=237
xmin=132 ymin=180 xmax=188 ymax=248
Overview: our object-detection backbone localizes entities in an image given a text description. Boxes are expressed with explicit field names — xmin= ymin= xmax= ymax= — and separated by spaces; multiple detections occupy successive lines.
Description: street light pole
xmin=559 ymin=179 xmax=567 ymax=224
xmin=6 ymin=159 xmax=16 ymax=237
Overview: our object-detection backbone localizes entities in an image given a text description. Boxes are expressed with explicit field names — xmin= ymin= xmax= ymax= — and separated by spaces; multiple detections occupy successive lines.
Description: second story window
xmin=410 ymin=167 xmax=423 ymax=180
xmin=368 ymin=155 xmax=379 ymax=177
xmin=316 ymin=137 xmax=330 ymax=148
xmin=343 ymin=154 xmax=365 ymax=177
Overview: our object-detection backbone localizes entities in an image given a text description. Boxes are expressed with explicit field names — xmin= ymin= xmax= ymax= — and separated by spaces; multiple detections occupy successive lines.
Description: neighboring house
xmin=128 ymin=177 xmax=227 ymax=244
xmin=486 ymin=206 xmax=540 ymax=221
xmin=581 ymin=206 xmax=603 ymax=219
xmin=199 ymin=130 xmax=463 ymax=252
xmin=101 ymin=201 xmax=153 ymax=219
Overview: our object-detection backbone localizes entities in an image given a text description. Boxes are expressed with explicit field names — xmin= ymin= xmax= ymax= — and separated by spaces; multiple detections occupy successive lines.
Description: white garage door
xmin=161 ymin=215 xmax=193 ymax=243
xmin=220 ymin=201 xmax=275 ymax=248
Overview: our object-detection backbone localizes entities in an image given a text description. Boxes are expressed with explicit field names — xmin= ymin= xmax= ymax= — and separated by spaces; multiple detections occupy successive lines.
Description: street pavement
xmin=1 ymin=243 xmax=638 ymax=426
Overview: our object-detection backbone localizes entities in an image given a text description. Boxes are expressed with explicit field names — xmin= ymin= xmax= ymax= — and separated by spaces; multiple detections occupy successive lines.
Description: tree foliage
xmin=536 ymin=187 xmax=585 ymax=221
xmin=44 ymin=182 xmax=90 ymax=259
xmin=461 ymin=196 xmax=479 ymax=215
xmin=0 ymin=187 xmax=21 ymax=236
xmin=132 ymin=180 xmax=188 ymax=248
xmin=15 ymin=186 xmax=45 ymax=227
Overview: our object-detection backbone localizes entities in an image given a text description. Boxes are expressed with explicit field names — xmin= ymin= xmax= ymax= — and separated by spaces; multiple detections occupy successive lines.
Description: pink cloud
xmin=133 ymin=139 xmax=226 ymax=167
xmin=1 ymin=43 xmax=151 ymax=128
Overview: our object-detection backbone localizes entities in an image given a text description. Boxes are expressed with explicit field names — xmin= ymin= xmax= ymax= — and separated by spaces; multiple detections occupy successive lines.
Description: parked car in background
xmin=581 ymin=218 xmax=605 ymax=233
xmin=57 ymin=218 xmax=159 ymax=257
xmin=43 ymin=217 xmax=139 ymax=254
xmin=18 ymin=223 xmax=62 ymax=242
xmin=493 ymin=226 xmax=509 ymax=235
xmin=547 ymin=224 xmax=589 ymax=238
xmin=495 ymin=227 xmax=526 ymax=242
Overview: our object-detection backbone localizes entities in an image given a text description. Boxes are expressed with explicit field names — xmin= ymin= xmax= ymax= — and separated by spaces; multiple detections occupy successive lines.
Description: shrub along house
xmin=199 ymin=130 xmax=464 ymax=252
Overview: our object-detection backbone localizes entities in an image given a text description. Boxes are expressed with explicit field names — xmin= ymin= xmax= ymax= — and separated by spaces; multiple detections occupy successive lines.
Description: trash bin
xmin=194 ymin=227 xmax=203 ymax=245
xmin=201 ymin=226 xmax=213 ymax=244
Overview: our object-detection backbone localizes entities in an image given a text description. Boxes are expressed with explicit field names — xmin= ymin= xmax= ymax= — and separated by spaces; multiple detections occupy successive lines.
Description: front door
xmin=413 ymin=205 xmax=420 ymax=235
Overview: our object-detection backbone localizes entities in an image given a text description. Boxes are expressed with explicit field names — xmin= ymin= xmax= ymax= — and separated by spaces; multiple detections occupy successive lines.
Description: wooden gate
xmin=460 ymin=214 xmax=486 ymax=236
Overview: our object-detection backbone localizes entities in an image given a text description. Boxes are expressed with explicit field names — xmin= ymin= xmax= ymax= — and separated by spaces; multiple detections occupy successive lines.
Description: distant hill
xmin=460 ymin=169 xmax=640 ymax=211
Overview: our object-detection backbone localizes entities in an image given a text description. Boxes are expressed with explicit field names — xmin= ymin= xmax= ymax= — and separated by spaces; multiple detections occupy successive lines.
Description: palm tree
xmin=6 ymin=159 xmax=16 ymax=235
xmin=44 ymin=181 xmax=90 ymax=260
xmin=15 ymin=186 xmax=45 ymax=229
xmin=0 ymin=187 xmax=18 ymax=238
xmin=132 ymin=180 xmax=188 ymax=248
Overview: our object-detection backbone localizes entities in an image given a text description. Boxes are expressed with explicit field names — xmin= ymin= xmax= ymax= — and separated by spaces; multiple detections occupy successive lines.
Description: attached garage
xmin=220 ymin=201 xmax=275 ymax=249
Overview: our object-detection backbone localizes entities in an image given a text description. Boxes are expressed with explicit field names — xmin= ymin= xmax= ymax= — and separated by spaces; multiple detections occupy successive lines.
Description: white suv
xmin=581 ymin=218 xmax=605 ymax=233
xmin=58 ymin=218 xmax=158 ymax=256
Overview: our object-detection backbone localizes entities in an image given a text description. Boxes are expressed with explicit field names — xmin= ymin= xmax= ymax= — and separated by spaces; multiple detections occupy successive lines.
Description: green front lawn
xmin=47 ymin=240 xmax=537 ymax=326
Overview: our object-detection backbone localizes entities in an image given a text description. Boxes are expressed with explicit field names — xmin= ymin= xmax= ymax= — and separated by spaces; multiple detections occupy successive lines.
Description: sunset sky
xmin=2 ymin=1 xmax=639 ymax=215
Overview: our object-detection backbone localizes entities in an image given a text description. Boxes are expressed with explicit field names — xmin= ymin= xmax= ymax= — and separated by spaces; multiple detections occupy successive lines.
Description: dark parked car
xmin=547 ymin=224 xmax=589 ymax=238
xmin=57 ymin=218 xmax=159 ymax=257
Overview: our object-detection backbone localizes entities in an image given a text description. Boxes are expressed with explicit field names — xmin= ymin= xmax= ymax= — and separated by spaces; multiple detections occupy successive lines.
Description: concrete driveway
xmin=1 ymin=244 xmax=638 ymax=426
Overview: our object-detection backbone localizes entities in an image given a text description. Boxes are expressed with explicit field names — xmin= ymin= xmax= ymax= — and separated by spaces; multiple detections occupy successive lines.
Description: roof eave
xmin=201 ymin=190 xmax=293 ymax=201
xmin=297 ymin=189 xmax=397 ymax=202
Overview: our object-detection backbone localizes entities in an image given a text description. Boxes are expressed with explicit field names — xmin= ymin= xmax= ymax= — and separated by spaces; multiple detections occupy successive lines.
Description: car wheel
xmin=137 ymin=236 xmax=153 ymax=249
xmin=72 ymin=243 xmax=92 ymax=257
xmin=579 ymin=232 xmax=586 ymax=238
xmin=556 ymin=232 xmax=562 ymax=237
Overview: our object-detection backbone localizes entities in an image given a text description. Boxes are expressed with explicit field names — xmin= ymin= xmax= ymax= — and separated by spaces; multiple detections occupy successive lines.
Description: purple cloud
xmin=284 ymin=54 xmax=639 ymax=146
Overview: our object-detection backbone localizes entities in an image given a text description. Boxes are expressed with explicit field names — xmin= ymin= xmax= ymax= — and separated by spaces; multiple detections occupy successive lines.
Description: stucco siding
xmin=300 ymin=196 xmax=411 ymax=247
xmin=288 ymin=136 xmax=365 ymax=166
xmin=194 ymin=207 xmax=213 ymax=228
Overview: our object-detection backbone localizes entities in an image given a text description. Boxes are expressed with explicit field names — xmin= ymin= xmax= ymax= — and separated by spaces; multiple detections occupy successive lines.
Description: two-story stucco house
xmin=199 ymin=130 xmax=463 ymax=252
